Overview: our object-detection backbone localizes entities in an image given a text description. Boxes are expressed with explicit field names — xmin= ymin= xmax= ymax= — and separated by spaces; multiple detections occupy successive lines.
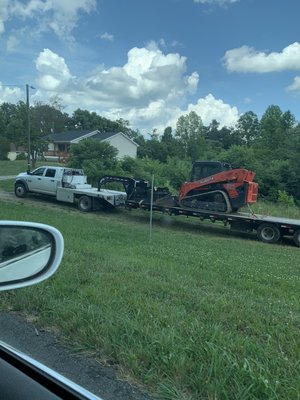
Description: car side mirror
xmin=0 ymin=221 xmax=64 ymax=291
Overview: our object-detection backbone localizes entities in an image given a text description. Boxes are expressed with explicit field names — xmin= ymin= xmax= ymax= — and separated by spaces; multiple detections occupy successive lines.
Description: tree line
xmin=0 ymin=99 xmax=137 ymax=165
xmin=0 ymin=99 xmax=299 ymax=204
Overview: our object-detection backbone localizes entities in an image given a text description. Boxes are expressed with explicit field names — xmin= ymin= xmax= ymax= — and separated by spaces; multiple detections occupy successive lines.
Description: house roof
xmin=44 ymin=130 xmax=138 ymax=146
xmin=93 ymin=132 xmax=139 ymax=147
xmin=44 ymin=130 xmax=99 ymax=143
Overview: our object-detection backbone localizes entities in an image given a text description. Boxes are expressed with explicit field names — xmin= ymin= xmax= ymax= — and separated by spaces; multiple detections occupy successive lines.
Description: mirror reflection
xmin=0 ymin=227 xmax=52 ymax=283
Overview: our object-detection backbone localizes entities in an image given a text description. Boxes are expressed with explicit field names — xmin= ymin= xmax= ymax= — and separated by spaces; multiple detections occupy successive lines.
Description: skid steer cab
xmin=179 ymin=161 xmax=258 ymax=213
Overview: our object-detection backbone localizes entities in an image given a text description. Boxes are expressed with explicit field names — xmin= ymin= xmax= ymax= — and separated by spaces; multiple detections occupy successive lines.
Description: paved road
xmin=0 ymin=311 xmax=152 ymax=400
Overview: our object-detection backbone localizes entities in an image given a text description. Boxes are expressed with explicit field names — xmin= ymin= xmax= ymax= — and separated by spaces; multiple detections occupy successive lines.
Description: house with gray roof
xmin=44 ymin=130 xmax=138 ymax=161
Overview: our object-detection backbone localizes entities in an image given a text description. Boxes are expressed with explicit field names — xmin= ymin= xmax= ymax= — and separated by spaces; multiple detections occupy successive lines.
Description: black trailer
xmin=98 ymin=175 xmax=300 ymax=247
xmin=126 ymin=199 xmax=300 ymax=247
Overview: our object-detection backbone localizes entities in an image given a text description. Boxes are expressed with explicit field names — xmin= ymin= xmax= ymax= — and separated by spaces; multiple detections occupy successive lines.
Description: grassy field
xmin=0 ymin=159 xmax=62 ymax=175
xmin=1 ymin=160 xmax=300 ymax=399
xmin=0 ymin=195 xmax=299 ymax=399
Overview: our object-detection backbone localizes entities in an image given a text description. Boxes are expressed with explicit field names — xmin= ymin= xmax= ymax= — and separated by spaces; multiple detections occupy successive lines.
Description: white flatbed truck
xmin=14 ymin=166 xmax=127 ymax=212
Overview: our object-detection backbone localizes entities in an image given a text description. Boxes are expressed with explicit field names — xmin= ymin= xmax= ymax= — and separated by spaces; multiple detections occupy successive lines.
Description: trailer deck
xmin=126 ymin=199 xmax=300 ymax=247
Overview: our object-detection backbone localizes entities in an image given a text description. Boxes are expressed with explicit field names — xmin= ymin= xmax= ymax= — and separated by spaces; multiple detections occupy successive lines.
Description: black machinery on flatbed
xmin=98 ymin=169 xmax=300 ymax=248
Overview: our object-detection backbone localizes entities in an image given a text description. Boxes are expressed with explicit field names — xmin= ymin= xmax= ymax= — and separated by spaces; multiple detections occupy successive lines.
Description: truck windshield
xmin=31 ymin=168 xmax=46 ymax=176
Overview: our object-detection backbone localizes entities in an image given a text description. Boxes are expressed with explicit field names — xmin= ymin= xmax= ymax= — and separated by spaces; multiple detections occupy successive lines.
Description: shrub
xmin=16 ymin=152 xmax=27 ymax=160
xmin=277 ymin=190 xmax=295 ymax=206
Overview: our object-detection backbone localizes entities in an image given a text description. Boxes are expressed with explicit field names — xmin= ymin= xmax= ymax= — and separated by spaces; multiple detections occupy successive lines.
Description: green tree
xmin=161 ymin=126 xmax=181 ymax=159
xmin=205 ymin=120 xmax=242 ymax=150
xmin=175 ymin=111 xmax=206 ymax=161
xmin=285 ymin=123 xmax=300 ymax=200
xmin=162 ymin=156 xmax=191 ymax=190
xmin=71 ymin=109 xmax=100 ymax=130
xmin=0 ymin=137 xmax=10 ymax=159
xmin=67 ymin=139 xmax=118 ymax=183
xmin=137 ymin=135 xmax=170 ymax=163
xmin=0 ymin=108 xmax=7 ymax=138
xmin=235 ymin=111 xmax=259 ymax=147
xmin=218 ymin=145 xmax=258 ymax=171
xmin=257 ymin=105 xmax=293 ymax=159
xmin=27 ymin=102 xmax=71 ymax=168
xmin=0 ymin=103 xmax=18 ymax=140
xmin=32 ymin=102 xmax=70 ymax=135
xmin=5 ymin=102 xmax=27 ymax=146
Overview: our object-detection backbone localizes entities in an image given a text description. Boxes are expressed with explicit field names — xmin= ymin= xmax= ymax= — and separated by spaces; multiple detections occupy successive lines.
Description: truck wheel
xmin=78 ymin=196 xmax=92 ymax=212
xmin=257 ymin=223 xmax=281 ymax=244
xmin=15 ymin=183 xmax=27 ymax=198
xmin=293 ymin=229 xmax=300 ymax=247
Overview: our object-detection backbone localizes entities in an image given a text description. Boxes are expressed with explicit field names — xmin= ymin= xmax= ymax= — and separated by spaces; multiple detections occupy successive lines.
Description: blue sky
xmin=1 ymin=0 xmax=300 ymax=134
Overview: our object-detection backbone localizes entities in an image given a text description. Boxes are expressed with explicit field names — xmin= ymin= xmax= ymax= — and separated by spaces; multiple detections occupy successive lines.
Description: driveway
xmin=0 ymin=175 xmax=15 ymax=180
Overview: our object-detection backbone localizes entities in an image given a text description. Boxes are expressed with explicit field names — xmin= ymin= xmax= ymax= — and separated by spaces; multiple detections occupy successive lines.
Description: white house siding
xmin=104 ymin=133 xmax=137 ymax=159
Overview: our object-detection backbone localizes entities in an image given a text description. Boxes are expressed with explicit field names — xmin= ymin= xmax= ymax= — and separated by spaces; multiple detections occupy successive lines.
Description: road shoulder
xmin=0 ymin=311 xmax=152 ymax=400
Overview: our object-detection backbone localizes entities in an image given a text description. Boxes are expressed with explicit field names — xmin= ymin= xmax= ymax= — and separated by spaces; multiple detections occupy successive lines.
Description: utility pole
xmin=26 ymin=84 xmax=31 ymax=173
xmin=26 ymin=84 xmax=35 ymax=173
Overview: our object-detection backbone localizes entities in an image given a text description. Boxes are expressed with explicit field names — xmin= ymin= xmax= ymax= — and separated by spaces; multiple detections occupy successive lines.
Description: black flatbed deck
xmin=126 ymin=200 xmax=300 ymax=247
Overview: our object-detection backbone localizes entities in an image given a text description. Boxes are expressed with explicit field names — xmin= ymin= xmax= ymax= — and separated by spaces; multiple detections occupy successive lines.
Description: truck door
xmin=39 ymin=168 xmax=59 ymax=195
xmin=27 ymin=167 xmax=46 ymax=192
xmin=29 ymin=167 xmax=58 ymax=195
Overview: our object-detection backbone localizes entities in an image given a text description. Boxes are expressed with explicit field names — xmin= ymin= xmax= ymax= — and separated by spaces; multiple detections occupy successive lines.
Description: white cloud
xmin=1 ymin=0 xmax=96 ymax=42
xmin=101 ymin=94 xmax=239 ymax=134
xmin=170 ymin=40 xmax=183 ymax=48
xmin=0 ymin=83 xmax=22 ymax=103
xmin=101 ymin=100 xmax=178 ymax=134
xmin=6 ymin=35 xmax=19 ymax=52
xmin=194 ymin=0 xmax=239 ymax=5
xmin=224 ymin=42 xmax=300 ymax=73
xmin=36 ymin=49 xmax=73 ymax=90
xmin=286 ymin=76 xmax=300 ymax=92
xmin=34 ymin=47 xmax=238 ymax=133
xmin=84 ymin=46 xmax=199 ymax=107
xmin=99 ymin=32 xmax=114 ymax=41
xmin=186 ymin=94 xmax=239 ymax=127
xmin=0 ymin=0 xmax=9 ymax=33
xmin=34 ymin=46 xmax=198 ymax=107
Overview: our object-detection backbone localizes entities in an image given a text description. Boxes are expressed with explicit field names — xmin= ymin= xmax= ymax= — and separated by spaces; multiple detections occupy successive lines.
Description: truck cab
xmin=15 ymin=167 xmax=61 ymax=196
xmin=15 ymin=166 xmax=88 ymax=197
xmin=29 ymin=167 xmax=61 ymax=195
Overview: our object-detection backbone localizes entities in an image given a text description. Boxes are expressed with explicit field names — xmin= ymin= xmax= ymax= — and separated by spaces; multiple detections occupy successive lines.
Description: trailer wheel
xmin=15 ymin=183 xmax=27 ymax=198
xmin=293 ymin=229 xmax=300 ymax=247
xmin=78 ymin=196 xmax=92 ymax=212
xmin=257 ymin=223 xmax=281 ymax=244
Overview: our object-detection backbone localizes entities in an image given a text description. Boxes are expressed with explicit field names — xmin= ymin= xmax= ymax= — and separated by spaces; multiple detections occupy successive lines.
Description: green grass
xmin=0 ymin=159 xmax=62 ymax=175
xmin=0 ymin=159 xmax=29 ymax=175
xmin=0 ymin=201 xmax=299 ymax=400
xmin=243 ymin=201 xmax=300 ymax=220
